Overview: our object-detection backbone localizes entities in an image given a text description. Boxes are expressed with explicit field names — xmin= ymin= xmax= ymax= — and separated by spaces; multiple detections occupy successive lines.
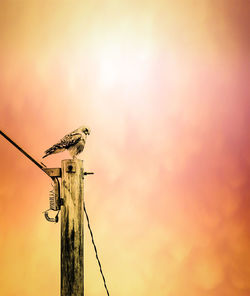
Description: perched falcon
xmin=42 ymin=126 xmax=90 ymax=159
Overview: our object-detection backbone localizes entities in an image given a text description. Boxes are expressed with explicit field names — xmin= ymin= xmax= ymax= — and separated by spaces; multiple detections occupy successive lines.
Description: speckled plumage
xmin=43 ymin=126 xmax=90 ymax=159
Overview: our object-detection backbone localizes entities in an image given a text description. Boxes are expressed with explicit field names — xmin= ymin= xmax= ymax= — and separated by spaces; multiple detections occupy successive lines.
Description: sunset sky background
xmin=0 ymin=1 xmax=249 ymax=295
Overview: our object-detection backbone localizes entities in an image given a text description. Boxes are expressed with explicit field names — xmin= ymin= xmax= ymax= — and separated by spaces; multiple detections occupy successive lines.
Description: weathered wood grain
xmin=61 ymin=159 xmax=84 ymax=296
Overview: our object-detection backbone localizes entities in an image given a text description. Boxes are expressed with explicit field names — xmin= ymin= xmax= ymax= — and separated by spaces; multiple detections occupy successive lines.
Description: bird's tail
xmin=42 ymin=146 xmax=55 ymax=159
xmin=42 ymin=144 xmax=65 ymax=159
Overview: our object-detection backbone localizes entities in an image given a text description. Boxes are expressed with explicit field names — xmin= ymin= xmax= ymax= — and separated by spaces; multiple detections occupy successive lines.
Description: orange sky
xmin=0 ymin=1 xmax=249 ymax=295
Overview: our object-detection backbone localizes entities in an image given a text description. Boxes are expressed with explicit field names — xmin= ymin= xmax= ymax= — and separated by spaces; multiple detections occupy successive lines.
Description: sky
xmin=0 ymin=1 xmax=249 ymax=295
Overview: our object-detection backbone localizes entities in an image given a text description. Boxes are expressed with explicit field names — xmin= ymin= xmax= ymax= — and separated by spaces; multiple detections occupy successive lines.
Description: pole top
xmin=61 ymin=159 xmax=83 ymax=164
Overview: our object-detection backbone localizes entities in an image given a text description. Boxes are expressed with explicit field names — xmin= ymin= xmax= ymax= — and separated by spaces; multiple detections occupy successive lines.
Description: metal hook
xmin=44 ymin=209 xmax=60 ymax=223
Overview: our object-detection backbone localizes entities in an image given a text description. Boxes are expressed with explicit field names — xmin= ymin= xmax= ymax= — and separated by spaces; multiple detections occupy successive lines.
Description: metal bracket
xmin=43 ymin=169 xmax=61 ymax=222
xmin=43 ymin=168 xmax=61 ymax=177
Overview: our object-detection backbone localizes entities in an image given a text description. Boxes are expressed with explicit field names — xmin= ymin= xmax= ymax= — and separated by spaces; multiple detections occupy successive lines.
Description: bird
xmin=42 ymin=126 xmax=90 ymax=159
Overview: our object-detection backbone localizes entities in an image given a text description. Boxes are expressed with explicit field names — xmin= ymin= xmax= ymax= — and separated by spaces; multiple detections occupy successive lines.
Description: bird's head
xmin=80 ymin=126 xmax=90 ymax=136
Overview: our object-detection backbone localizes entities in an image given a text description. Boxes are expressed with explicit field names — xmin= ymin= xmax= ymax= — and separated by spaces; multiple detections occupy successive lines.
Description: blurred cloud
xmin=0 ymin=1 xmax=249 ymax=295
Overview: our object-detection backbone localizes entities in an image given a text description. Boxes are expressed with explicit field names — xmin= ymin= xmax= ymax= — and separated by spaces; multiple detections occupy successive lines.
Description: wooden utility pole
xmin=61 ymin=159 xmax=84 ymax=296
xmin=1 ymin=130 xmax=108 ymax=296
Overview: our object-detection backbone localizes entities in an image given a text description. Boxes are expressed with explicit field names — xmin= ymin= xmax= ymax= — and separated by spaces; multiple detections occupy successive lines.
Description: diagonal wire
xmin=0 ymin=130 xmax=46 ymax=170
xmin=83 ymin=201 xmax=110 ymax=296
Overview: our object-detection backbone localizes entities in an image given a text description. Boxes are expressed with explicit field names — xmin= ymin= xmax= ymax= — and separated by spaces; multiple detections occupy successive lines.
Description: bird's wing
xmin=43 ymin=132 xmax=82 ymax=157
xmin=60 ymin=132 xmax=82 ymax=149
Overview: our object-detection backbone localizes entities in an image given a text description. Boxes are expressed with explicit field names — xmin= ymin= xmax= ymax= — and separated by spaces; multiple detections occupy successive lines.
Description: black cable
xmin=0 ymin=130 xmax=46 ymax=171
xmin=83 ymin=201 xmax=110 ymax=296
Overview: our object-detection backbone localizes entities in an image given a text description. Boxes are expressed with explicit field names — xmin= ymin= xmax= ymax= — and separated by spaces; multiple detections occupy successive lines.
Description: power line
xmin=84 ymin=201 xmax=110 ymax=296
xmin=0 ymin=130 xmax=47 ymax=171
